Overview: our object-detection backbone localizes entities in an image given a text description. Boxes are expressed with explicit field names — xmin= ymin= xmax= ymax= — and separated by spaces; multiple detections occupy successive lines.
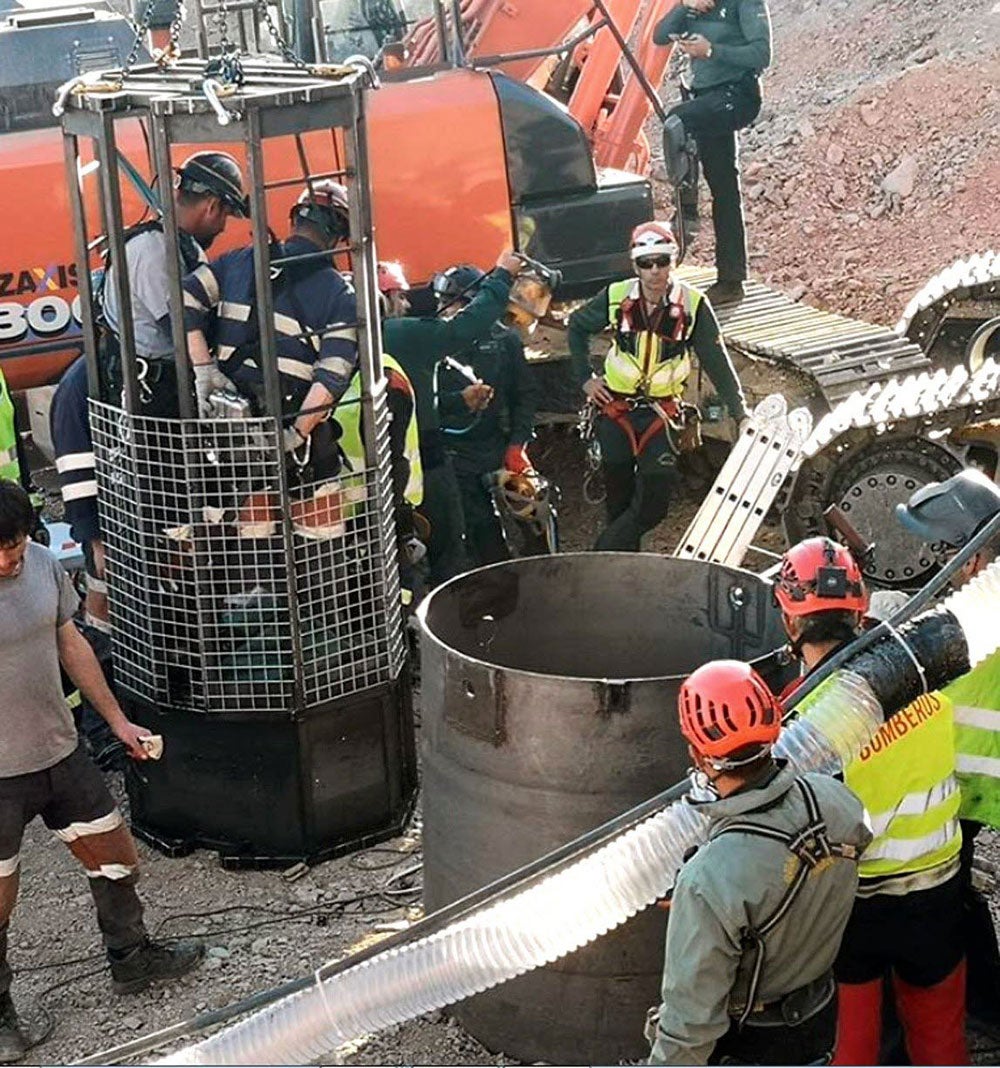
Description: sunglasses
xmin=635 ymin=255 xmax=673 ymax=270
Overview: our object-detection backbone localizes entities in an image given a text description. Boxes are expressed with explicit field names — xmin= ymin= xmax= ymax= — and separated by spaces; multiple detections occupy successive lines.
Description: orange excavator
xmin=0 ymin=0 xmax=680 ymax=390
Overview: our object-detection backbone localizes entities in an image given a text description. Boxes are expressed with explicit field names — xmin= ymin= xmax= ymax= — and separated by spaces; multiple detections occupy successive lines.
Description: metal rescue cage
xmin=60 ymin=62 xmax=405 ymax=717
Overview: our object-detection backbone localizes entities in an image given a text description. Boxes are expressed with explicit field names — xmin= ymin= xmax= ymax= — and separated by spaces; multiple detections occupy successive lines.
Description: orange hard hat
xmin=678 ymin=660 xmax=782 ymax=762
xmin=630 ymin=221 xmax=679 ymax=261
xmin=774 ymin=537 xmax=869 ymax=617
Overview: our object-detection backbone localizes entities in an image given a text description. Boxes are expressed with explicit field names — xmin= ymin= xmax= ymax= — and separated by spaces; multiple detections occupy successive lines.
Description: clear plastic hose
xmin=163 ymin=563 xmax=1000 ymax=1066
xmin=940 ymin=560 xmax=1000 ymax=669
xmin=775 ymin=670 xmax=884 ymax=775
xmin=159 ymin=801 xmax=709 ymax=1065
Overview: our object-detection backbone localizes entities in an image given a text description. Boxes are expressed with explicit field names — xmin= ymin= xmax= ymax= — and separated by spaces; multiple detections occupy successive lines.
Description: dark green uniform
xmin=383 ymin=267 xmax=514 ymax=586
xmin=438 ymin=322 xmax=538 ymax=565
xmin=654 ymin=0 xmax=772 ymax=286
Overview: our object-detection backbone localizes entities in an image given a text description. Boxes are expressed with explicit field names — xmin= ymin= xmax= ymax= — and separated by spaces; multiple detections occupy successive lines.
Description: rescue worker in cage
xmin=568 ymin=222 xmax=747 ymax=552
xmin=653 ymin=0 xmax=772 ymax=305
xmin=334 ymin=262 xmax=425 ymax=604
xmin=0 ymin=481 xmax=203 ymax=1064
xmin=380 ymin=248 xmax=525 ymax=586
xmin=647 ymin=659 xmax=870 ymax=1065
xmin=432 ymin=263 xmax=539 ymax=565
xmin=101 ymin=150 xmax=249 ymax=414
xmin=183 ymin=180 xmax=359 ymax=536
xmin=773 ymin=535 xmax=1000 ymax=1065
xmin=50 ymin=151 xmax=249 ymax=605
xmin=895 ymin=468 xmax=1000 ymax=1041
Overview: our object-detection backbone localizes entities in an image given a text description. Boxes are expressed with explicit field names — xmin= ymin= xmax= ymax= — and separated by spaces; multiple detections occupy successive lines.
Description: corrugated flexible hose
xmin=160 ymin=562 xmax=1000 ymax=1065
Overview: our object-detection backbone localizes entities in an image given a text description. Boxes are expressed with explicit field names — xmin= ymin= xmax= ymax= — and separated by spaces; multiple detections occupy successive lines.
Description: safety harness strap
xmin=712 ymin=777 xmax=858 ymax=1027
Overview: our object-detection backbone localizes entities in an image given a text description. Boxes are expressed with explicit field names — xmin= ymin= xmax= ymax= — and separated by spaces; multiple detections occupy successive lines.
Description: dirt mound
xmin=661 ymin=1 xmax=1000 ymax=324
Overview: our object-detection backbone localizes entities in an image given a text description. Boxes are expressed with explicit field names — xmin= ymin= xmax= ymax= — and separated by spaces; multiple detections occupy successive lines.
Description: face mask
xmin=688 ymin=766 xmax=721 ymax=803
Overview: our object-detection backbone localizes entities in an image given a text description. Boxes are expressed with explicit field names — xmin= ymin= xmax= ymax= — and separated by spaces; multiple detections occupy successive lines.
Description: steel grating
xmin=90 ymin=393 xmax=404 ymax=715
xmin=676 ymin=267 xmax=932 ymax=406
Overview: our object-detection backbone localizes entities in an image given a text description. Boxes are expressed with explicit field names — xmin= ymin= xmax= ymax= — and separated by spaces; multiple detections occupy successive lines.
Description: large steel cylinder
xmin=419 ymin=553 xmax=790 ymax=1064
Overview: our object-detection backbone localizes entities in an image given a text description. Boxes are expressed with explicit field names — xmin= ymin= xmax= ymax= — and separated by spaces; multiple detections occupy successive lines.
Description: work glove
xmin=193 ymin=362 xmax=232 ymax=418
xmin=504 ymin=444 xmax=532 ymax=475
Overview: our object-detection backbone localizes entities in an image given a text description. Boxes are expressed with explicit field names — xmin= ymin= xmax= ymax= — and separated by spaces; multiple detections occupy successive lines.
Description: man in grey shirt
xmin=0 ymin=481 xmax=203 ymax=1063
xmin=100 ymin=150 xmax=248 ymax=416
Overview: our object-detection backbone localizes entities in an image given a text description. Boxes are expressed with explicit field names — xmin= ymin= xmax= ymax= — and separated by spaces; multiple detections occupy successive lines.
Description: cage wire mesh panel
xmin=91 ymin=392 xmax=403 ymax=715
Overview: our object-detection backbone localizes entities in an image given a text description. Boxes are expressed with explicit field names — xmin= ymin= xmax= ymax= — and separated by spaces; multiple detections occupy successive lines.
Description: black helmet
xmin=432 ymin=264 xmax=486 ymax=308
xmin=175 ymin=151 xmax=248 ymax=217
xmin=289 ymin=180 xmax=350 ymax=245
xmin=896 ymin=468 xmax=1000 ymax=548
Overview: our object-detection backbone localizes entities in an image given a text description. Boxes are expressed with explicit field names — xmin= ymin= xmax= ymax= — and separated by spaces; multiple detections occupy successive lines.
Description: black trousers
xmin=449 ymin=441 xmax=509 ymax=568
xmin=710 ymin=996 xmax=836 ymax=1065
xmin=834 ymin=874 xmax=965 ymax=987
xmin=421 ymin=457 xmax=471 ymax=588
xmin=668 ymin=78 xmax=762 ymax=284
xmin=0 ymin=746 xmax=146 ymax=995
xmin=960 ymin=819 xmax=1000 ymax=1020
xmin=594 ymin=408 xmax=679 ymax=552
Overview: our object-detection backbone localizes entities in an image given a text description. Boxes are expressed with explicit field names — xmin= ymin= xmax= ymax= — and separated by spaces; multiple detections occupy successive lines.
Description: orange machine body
xmin=0 ymin=69 xmax=514 ymax=388
xmin=2 ymin=63 xmax=652 ymax=388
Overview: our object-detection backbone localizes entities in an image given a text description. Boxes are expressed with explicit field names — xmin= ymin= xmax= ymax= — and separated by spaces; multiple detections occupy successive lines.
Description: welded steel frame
xmin=60 ymin=61 xmax=394 ymax=715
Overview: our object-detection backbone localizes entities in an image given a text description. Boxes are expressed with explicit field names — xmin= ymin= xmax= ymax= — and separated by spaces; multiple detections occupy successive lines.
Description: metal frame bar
xmin=148 ymin=116 xmax=196 ymax=419
xmin=245 ymin=105 xmax=307 ymax=713
xmin=95 ymin=110 xmax=141 ymax=413
xmin=62 ymin=131 xmax=102 ymax=398
xmin=343 ymin=99 xmax=382 ymax=472
xmin=432 ymin=0 xmax=449 ymax=65
xmin=472 ymin=20 xmax=609 ymax=69
xmin=589 ymin=0 xmax=667 ymax=123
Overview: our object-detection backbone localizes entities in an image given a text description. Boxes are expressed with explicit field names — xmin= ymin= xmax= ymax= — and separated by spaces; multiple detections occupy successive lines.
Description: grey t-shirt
xmin=0 ymin=542 xmax=81 ymax=777
xmin=102 ymin=228 xmax=175 ymax=360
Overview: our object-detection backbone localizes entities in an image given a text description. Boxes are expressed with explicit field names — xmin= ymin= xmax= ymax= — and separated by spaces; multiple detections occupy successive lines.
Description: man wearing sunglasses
xmin=567 ymin=221 xmax=746 ymax=551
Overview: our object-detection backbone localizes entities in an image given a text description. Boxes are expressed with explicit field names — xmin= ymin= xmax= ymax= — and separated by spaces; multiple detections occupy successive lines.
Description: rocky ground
xmin=9 ymin=0 xmax=1000 ymax=1064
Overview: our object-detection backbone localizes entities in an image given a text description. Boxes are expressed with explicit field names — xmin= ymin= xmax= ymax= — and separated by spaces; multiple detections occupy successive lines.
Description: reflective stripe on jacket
xmin=845 ymin=691 xmax=961 ymax=891
xmin=943 ymin=649 xmax=1000 ymax=828
xmin=0 ymin=372 xmax=19 ymax=482
xmin=602 ymin=278 xmax=701 ymax=397
xmin=337 ymin=354 xmax=423 ymax=507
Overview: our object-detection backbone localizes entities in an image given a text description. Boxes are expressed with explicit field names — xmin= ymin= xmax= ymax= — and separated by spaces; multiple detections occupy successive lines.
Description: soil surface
xmin=10 ymin=1 xmax=1000 ymax=1064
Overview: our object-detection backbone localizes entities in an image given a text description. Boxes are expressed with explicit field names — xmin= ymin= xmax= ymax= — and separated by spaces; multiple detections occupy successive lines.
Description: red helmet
xmin=630 ymin=221 xmax=679 ymax=262
xmin=678 ymin=660 xmax=782 ymax=762
xmin=377 ymin=260 xmax=410 ymax=293
xmin=774 ymin=537 xmax=869 ymax=617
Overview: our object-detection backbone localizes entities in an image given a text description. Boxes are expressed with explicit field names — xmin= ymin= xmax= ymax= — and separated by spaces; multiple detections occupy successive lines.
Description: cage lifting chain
xmin=253 ymin=0 xmax=310 ymax=70
xmin=125 ymin=0 xmax=186 ymax=73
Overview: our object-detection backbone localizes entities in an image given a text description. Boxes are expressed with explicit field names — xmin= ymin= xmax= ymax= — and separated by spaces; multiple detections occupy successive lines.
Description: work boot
xmin=0 ymin=993 xmax=26 ymax=1065
xmin=109 ymin=938 xmax=205 ymax=995
xmin=704 ymin=280 xmax=745 ymax=306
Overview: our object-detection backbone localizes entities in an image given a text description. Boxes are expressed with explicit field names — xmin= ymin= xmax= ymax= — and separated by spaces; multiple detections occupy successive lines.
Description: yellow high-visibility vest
xmin=602 ymin=278 xmax=701 ymax=397
xmin=336 ymin=354 xmax=422 ymax=507
xmin=943 ymin=649 xmax=1000 ymax=829
xmin=845 ymin=691 xmax=961 ymax=887
xmin=0 ymin=372 xmax=20 ymax=483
